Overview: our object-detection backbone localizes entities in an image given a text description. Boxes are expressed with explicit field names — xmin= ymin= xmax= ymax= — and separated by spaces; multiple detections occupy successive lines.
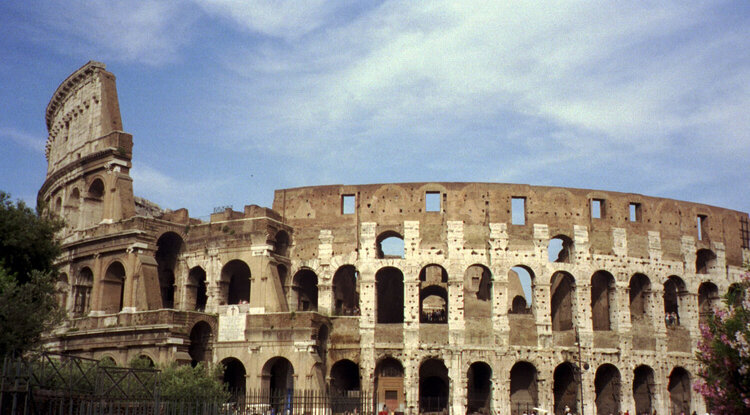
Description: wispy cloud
xmin=7 ymin=1 xmax=197 ymax=66
xmin=0 ymin=127 xmax=45 ymax=153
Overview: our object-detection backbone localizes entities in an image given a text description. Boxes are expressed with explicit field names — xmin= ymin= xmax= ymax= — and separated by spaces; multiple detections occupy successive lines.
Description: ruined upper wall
xmin=45 ymin=61 xmax=123 ymax=175
xmin=273 ymin=183 xmax=749 ymax=266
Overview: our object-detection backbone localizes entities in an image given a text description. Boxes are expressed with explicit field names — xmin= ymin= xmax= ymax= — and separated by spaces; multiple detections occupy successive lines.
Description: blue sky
xmin=1 ymin=1 xmax=749 ymax=219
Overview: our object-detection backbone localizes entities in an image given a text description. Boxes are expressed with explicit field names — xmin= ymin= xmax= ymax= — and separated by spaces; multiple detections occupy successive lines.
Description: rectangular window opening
xmin=697 ymin=214 xmax=707 ymax=241
xmin=629 ymin=202 xmax=641 ymax=222
xmin=591 ymin=199 xmax=604 ymax=219
xmin=341 ymin=194 xmax=355 ymax=214
xmin=512 ymin=197 xmax=526 ymax=225
xmin=426 ymin=191 xmax=441 ymax=212
xmin=740 ymin=216 xmax=749 ymax=249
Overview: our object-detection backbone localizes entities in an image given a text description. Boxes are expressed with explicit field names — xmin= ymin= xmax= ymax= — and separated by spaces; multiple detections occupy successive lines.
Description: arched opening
xmin=331 ymin=359 xmax=360 ymax=394
xmin=135 ymin=355 xmax=155 ymax=368
xmin=187 ymin=266 xmax=208 ymax=311
xmin=222 ymin=357 xmax=246 ymax=398
xmin=101 ymin=262 xmax=125 ymax=314
xmin=375 ymin=357 xmax=404 ymax=413
xmin=663 ymin=276 xmax=686 ymax=328
xmin=698 ymin=282 xmax=720 ymax=325
xmin=420 ymin=286 xmax=448 ymax=324
xmin=548 ymin=235 xmax=574 ymax=263
xmin=73 ymin=267 xmax=93 ymax=317
xmin=65 ymin=188 xmax=80 ymax=228
xmin=629 ymin=273 xmax=651 ymax=325
xmin=56 ymin=273 xmax=69 ymax=311
xmin=333 ymin=265 xmax=359 ymax=316
xmin=696 ymin=249 xmax=717 ymax=274
xmin=263 ymin=357 xmax=294 ymax=412
xmin=155 ymin=232 xmax=184 ymax=309
xmin=594 ymin=364 xmax=620 ymax=415
xmin=376 ymin=267 xmax=404 ymax=323
xmin=188 ymin=321 xmax=212 ymax=367
xmin=553 ymin=363 xmax=579 ymax=415
xmin=99 ymin=356 xmax=117 ymax=367
xmin=633 ymin=365 xmax=655 ymax=415
xmin=274 ymin=230 xmax=290 ymax=257
xmin=419 ymin=264 xmax=448 ymax=324
xmin=668 ymin=367 xmax=691 ymax=415
xmin=221 ymin=260 xmax=250 ymax=305
xmin=464 ymin=264 xmax=492 ymax=320
xmin=316 ymin=325 xmax=328 ymax=365
xmin=377 ymin=231 xmax=404 ymax=259
xmin=591 ymin=271 xmax=615 ymax=331
xmin=54 ymin=196 xmax=62 ymax=214
xmin=85 ymin=178 xmax=105 ymax=226
xmin=293 ymin=269 xmax=318 ymax=311
xmin=508 ymin=266 xmax=533 ymax=314
xmin=550 ymin=272 xmax=576 ymax=331
xmin=467 ymin=362 xmax=492 ymax=415
xmin=419 ymin=359 xmax=449 ymax=413
xmin=509 ymin=361 xmax=538 ymax=415
xmin=277 ymin=264 xmax=288 ymax=300
xmin=511 ymin=296 xmax=527 ymax=313
xmin=727 ymin=282 xmax=745 ymax=307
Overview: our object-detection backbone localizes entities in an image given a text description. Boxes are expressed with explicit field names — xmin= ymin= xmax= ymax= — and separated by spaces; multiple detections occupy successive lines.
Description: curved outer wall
xmin=41 ymin=62 xmax=750 ymax=415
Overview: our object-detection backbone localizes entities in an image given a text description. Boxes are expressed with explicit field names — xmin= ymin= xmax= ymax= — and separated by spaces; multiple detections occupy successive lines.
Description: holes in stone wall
xmin=511 ymin=197 xmax=526 ymax=225
xmin=102 ymin=261 xmax=125 ymax=314
xmin=155 ymin=232 xmax=184 ymax=309
xmin=333 ymin=265 xmax=359 ymax=316
xmin=508 ymin=266 xmax=533 ymax=314
xmin=464 ymin=264 xmax=492 ymax=320
xmin=698 ymin=282 xmax=719 ymax=326
xmin=419 ymin=359 xmax=449 ymax=413
xmin=548 ymin=235 xmax=574 ymax=263
xmin=590 ymin=271 xmax=615 ymax=331
xmin=187 ymin=266 xmax=207 ymax=311
xmin=629 ymin=273 xmax=651 ymax=325
xmin=668 ymin=367 xmax=691 ymax=415
xmin=293 ymin=269 xmax=318 ymax=311
xmin=222 ymin=357 xmax=246 ymax=396
xmin=188 ymin=321 xmax=212 ymax=366
xmin=376 ymin=267 xmax=404 ymax=323
xmin=510 ymin=361 xmax=538 ymax=414
xmin=419 ymin=265 xmax=448 ymax=324
xmin=553 ymin=363 xmax=579 ymax=415
xmin=221 ymin=260 xmax=251 ymax=305
xmin=425 ymin=191 xmax=441 ymax=212
xmin=594 ymin=364 xmax=621 ymax=415
xmin=330 ymin=359 xmax=361 ymax=395
xmin=377 ymin=231 xmax=404 ymax=259
xmin=633 ymin=365 xmax=655 ymax=415
xmin=629 ymin=202 xmax=641 ymax=222
xmin=663 ymin=276 xmax=686 ymax=328
xmin=591 ymin=199 xmax=605 ymax=219
xmin=341 ymin=194 xmax=355 ymax=215
xmin=73 ymin=267 xmax=93 ymax=317
xmin=550 ymin=271 xmax=575 ymax=331
xmin=467 ymin=362 xmax=492 ymax=414
xmin=695 ymin=249 xmax=717 ymax=274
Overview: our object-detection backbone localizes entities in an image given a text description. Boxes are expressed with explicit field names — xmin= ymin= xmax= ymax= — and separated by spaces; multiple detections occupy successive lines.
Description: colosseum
xmin=39 ymin=61 xmax=749 ymax=415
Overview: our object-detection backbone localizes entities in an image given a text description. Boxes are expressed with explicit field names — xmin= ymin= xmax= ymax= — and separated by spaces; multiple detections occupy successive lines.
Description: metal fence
xmin=228 ymin=390 xmax=375 ymax=415
xmin=2 ymin=353 xmax=376 ymax=415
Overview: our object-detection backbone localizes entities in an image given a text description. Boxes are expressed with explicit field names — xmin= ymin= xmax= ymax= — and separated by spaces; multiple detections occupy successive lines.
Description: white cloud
xmin=0 ymin=127 xmax=45 ymax=153
xmin=18 ymin=1 xmax=197 ymax=65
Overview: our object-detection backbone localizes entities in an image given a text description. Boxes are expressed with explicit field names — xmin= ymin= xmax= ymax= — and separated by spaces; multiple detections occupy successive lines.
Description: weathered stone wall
xmin=41 ymin=62 xmax=750 ymax=415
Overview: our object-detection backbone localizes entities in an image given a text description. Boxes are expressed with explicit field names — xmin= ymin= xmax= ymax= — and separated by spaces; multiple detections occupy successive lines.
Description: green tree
xmin=695 ymin=269 xmax=750 ymax=414
xmin=0 ymin=191 xmax=64 ymax=356
xmin=128 ymin=358 xmax=228 ymax=401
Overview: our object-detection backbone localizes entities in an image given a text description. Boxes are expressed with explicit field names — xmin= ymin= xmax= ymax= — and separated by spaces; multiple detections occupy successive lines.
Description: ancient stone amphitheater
xmin=39 ymin=61 xmax=749 ymax=415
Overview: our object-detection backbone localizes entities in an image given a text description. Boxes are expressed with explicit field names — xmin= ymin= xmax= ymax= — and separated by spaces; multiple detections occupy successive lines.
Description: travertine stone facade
xmin=40 ymin=62 xmax=749 ymax=415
